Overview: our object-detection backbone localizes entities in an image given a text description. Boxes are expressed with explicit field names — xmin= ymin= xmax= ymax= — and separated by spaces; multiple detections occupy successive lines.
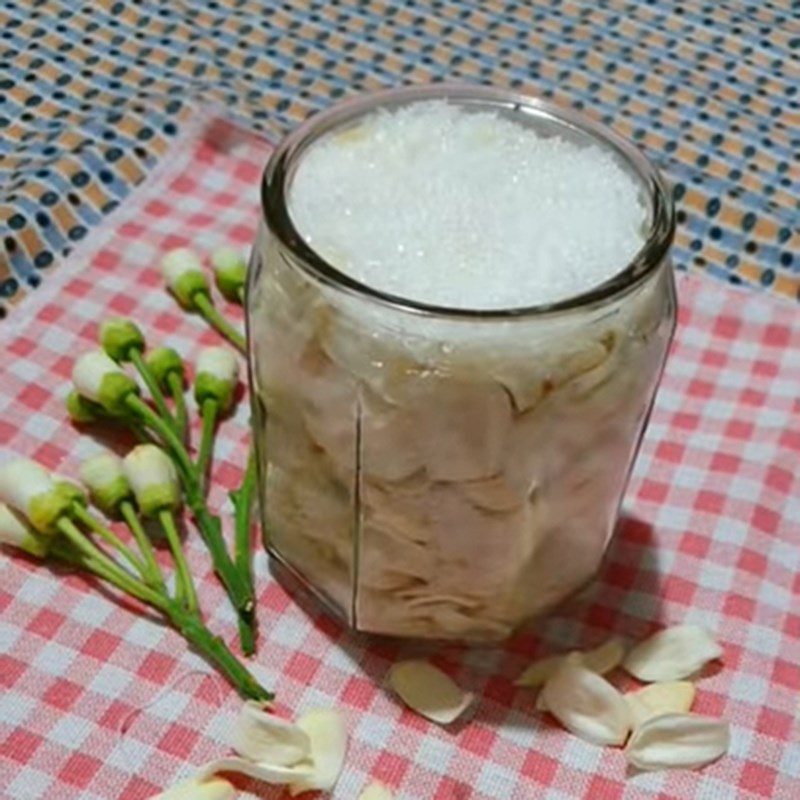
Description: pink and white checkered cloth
xmin=1 ymin=115 xmax=798 ymax=800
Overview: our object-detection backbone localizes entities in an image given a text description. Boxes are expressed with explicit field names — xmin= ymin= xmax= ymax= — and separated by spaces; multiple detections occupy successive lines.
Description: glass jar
xmin=247 ymin=85 xmax=676 ymax=641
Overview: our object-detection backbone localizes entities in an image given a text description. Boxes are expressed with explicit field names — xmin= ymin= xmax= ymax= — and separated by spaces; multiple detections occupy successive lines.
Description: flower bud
xmin=80 ymin=452 xmax=132 ymax=516
xmin=0 ymin=502 xmax=50 ymax=558
xmin=211 ymin=246 xmax=247 ymax=303
xmin=99 ymin=317 xmax=145 ymax=362
xmin=0 ymin=459 xmax=71 ymax=534
xmin=122 ymin=445 xmax=180 ymax=516
xmin=72 ymin=351 xmax=139 ymax=414
xmin=162 ymin=247 xmax=210 ymax=311
xmin=66 ymin=390 xmax=102 ymax=423
xmin=144 ymin=346 xmax=185 ymax=390
xmin=194 ymin=346 xmax=239 ymax=411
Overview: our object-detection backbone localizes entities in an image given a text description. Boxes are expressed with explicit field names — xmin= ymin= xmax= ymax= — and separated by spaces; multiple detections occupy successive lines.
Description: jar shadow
xmin=268 ymin=512 xmax=666 ymax=733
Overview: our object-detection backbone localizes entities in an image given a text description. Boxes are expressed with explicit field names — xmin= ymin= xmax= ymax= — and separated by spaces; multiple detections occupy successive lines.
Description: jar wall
xmin=248 ymin=221 xmax=676 ymax=640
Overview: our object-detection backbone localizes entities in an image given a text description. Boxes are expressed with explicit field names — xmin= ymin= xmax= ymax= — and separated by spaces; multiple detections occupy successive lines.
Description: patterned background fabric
xmin=0 ymin=115 xmax=798 ymax=800
xmin=0 ymin=0 xmax=799 ymax=318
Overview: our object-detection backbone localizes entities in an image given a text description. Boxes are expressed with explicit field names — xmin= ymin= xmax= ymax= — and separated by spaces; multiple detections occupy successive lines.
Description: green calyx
xmin=171 ymin=271 xmax=211 ymax=311
xmin=54 ymin=481 xmax=87 ymax=508
xmin=27 ymin=490 xmax=74 ymax=535
xmin=90 ymin=476 xmax=132 ymax=517
xmin=137 ymin=483 xmax=181 ymax=517
xmin=19 ymin=531 xmax=52 ymax=559
xmin=194 ymin=373 xmax=234 ymax=411
xmin=97 ymin=372 xmax=139 ymax=414
xmin=213 ymin=249 xmax=247 ymax=303
xmin=66 ymin=390 xmax=103 ymax=423
xmin=100 ymin=318 xmax=146 ymax=362
xmin=145 ymin=347 xmax=185 ymax=389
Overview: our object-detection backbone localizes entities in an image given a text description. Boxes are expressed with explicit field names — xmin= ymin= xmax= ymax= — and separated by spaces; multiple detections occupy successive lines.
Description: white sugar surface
xmin=289 ymin=102 xmax=647 ymax=309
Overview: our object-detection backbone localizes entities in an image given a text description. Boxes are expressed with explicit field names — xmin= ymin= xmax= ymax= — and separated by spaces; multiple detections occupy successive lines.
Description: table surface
xmin=0 ymin=112 xmax=798 ymax=800
xmin=0 ymin=1 xmax=799 ymax=318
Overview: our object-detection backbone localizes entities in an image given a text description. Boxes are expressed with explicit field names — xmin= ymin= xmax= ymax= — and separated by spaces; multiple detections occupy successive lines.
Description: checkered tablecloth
xmin=1 ymin=115 xmax=798 ymax=800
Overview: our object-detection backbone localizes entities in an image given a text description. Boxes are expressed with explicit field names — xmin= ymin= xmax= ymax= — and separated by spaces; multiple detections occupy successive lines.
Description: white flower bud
xmin=72 ymin=351 xmax=138 ymax=414
xmin=0 ymin=459 xmax=54 ymax=516
xmin=162 ymin=247 xmax=204 ymax=286
xmin=197 ymin=346 xmax=238 ymax=384
xmin=161 ymin=248 xmax=210 ymax=310
xmin=0 ymin=459 xmax=70 ymax=534
xmin=122 ymin=445 xmax=180 ymax=516
xmin=0 ymin=502 xmax=49 ymax=557
xmin=194 ymin=346 xmax=239 ymax=410
xmin=72 ymin=351 xmax=123 ymax=401
xmin=80 ymin=452 xmax=131 ymax=515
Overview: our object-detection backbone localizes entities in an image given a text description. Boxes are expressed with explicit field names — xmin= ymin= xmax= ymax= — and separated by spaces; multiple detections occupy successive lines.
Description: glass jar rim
xmin=260 ymin=84 xmax=675 ymax=321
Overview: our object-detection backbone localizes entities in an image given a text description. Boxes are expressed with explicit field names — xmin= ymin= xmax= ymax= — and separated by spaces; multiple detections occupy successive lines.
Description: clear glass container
xmin=247 ymin=85 xmax=676 ymax=641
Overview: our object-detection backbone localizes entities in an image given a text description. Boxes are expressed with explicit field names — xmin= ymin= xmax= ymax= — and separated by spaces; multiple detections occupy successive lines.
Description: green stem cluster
xmin=54 ymin=511 xmax=269 ymax=701
xmin=124 ymin=393 xmax=256 ymax=648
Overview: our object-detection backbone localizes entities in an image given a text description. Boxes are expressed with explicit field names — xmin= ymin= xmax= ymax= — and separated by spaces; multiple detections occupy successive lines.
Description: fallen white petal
xmin=514 ymin=654 xmax=565 ymax=688
xmin=358 ymin=781 xmax=394 ymax=800
xmin=231 ymin=701 xmax=311 ymax=766
xmin=541 ymin=660 xmax=632 ymax=746
xmin=582 ymin=637 xmax=626 ymax=675
xmin=623 ymin=625 xmax=723 ymax=682
xmin=625 ymin=713 xmax=730 ymax=771
xmin=389 ymin=660 xmax=474 ymax=725
xmin=197 ymin=756 xmax=312 ymax=785
xmin=150 ymin=776 xmax=235 ymax=800
xmin=626 ymin=682 xmax=696 ymax=728
xmin=289 ymin=709 xmax=348 ymax=795
xmin=516 ymin=638 xmax=624 ymax=689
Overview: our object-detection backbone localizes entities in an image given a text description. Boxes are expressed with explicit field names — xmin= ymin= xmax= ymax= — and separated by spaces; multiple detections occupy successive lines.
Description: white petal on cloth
xmin=623 ymin=625 xmax=723 ymax=682
xmin=231 ymin=701 xmax=311 ymax=766
xmin=388 ymin=661 xmax=474 ymax=725
xmin=626 ymin=682 xmax=696 ymax=728
xmin=541 ymin=660 xmax=632 ymax=746
xmin=288 ymin=709 xmax=348 ymax=795
xmin=625 ymin=713 xmax=731 ymax=771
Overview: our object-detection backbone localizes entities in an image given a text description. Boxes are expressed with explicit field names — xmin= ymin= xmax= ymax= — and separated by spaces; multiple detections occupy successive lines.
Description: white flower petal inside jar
xmin=248 ymin=86 xmax=676 ymax=640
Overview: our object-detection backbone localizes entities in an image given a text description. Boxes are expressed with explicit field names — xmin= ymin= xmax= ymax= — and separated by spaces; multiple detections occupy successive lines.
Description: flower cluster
xmin=1 ymin=243 xmax=264 ymax=700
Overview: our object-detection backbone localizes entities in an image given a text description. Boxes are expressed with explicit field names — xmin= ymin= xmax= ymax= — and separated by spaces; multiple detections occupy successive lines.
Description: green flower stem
xmin=167 ymin=371 xmax=188 ymax=442
xmin=70 ymin=504 xmax=147 ymax=576
xmin=159 ymin=509 xmax=198 ymax=613
xmin=129 ymin=348 xmax=178 ymax=431
xmin=166 ymin=605 xmax=272 ymax=701
xmin=196 ymin=398 xmax=218 ymax=492
xmin=194 ymin=293 xmax=246 ymax=354
xmin=124 ymin=394 xmax=254 ymax=618
xmin=49 ymin=542 xmax=271 ymax=701
xmin=231 ymin=450 xmax=257 ymax=656
xmin=56 ymin=517 xmax=156 ymax=602
xmin=119 ymin=499 xmax=165 ymax=590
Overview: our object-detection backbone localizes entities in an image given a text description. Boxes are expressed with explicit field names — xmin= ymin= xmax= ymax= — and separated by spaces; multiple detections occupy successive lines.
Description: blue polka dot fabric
xmin=1 ymin=0 xmax=798 ymax=318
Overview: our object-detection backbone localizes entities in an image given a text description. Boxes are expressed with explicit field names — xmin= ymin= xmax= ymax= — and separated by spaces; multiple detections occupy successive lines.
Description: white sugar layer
xmin=289 ymin=101 xmax=647 ymax=309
